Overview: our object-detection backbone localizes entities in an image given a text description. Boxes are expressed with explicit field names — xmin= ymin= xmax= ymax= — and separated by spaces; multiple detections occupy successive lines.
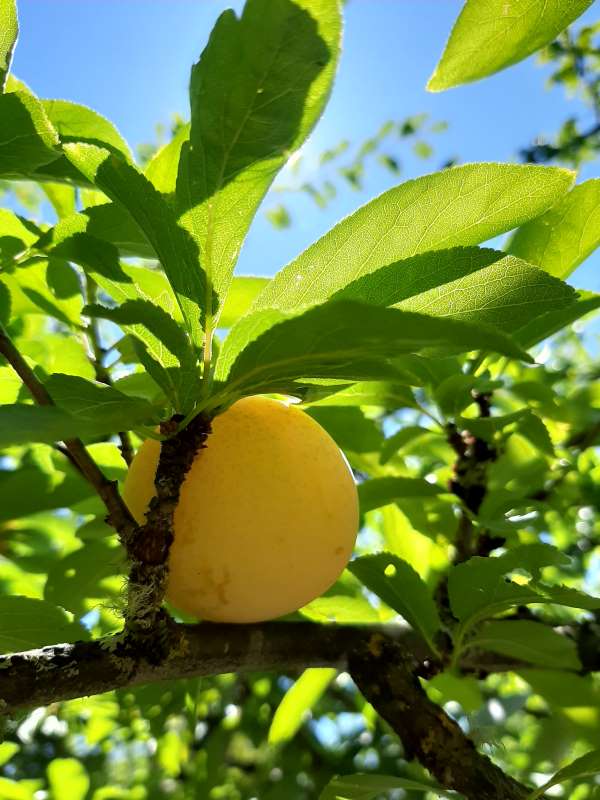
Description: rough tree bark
xmin=349 ymin=634 xmax=531 ymax=800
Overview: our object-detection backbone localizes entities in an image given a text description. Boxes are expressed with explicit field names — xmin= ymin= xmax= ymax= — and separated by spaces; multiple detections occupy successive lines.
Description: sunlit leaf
xmin=268 ymin=668 xmax=336 ymax=745
xmin=0 ymin=91 xmax=59 ymax=177
xmin=47 ymin=759 xmax=89 ymax=800
xmin=176 ymin=0 xmax=341 ymax=320
xmin=514 ymin=290 xmax=600 ymax=347
xmin=250 ymin=164 xmax=573 ymax=314
xmin=428 ymin=0 xmax=594 ymax=91
xmin=358 ymin=477 xmax=444 ymax=513
xmin=509 ymin=180 xmax=600 ymax=279
xmin=0 ymin=0 xmax=18 ymax=90
xmin=349 ymin=552 xmax=442 ymax=652
xmin=217 ymin=300 xmax=532 ymax=402
xmin=63 ymin=142 xmax=208 ymax=346
xmin=219 ymin=276 xmax=270 ymax=328
xmin=84 ymin=301 xmax=200 ymax=412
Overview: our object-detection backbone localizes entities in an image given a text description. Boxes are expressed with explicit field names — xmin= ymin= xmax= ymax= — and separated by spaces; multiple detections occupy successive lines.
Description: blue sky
xmin=11 ymin=0 xmax=600 ymax=293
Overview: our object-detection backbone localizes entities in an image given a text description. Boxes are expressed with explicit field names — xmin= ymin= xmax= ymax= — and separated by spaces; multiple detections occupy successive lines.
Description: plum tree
xmin=123 ymin=396 xmax=359 ymax=622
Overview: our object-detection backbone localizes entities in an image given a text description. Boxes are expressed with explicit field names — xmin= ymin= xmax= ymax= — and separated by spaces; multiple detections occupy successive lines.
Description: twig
xmin=83 ymin=276 xmax=134 ymax=466
xmin=435 ymin=393 xmax=502 ymax=623
xmin=0 ymin=323 xmax=137 ymax=540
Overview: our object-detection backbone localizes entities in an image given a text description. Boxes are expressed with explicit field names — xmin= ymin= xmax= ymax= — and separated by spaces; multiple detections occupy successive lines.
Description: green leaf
xmin=0 ymin=364 xmax=20 ymax=403
xmin=76 ymin=516 xmax=114 ymax=542
xmin=465 ymin=620 xmax=581 ymax=670
xmin=216 ymin=300 xmax=532 ymax=402
xmin=510 ymin=180 xmax=600 ymax=279
xmin=42 ymin=182 xmax=76 ymax=219
xmin=47 ymin=759 xmax=89 ymax=800
xmin=3 ymin=258 xmax=83 ymax=328
xmin=528 ymin=749 xmax=600 ymax=800
xmin=537 ymin=584 xmax=600 ymax=611
xmin=219 ymin=276 xmax=270 ymax=328
xmin=333 ymin=246 xmax=502 ymax=305
xmin=0 ymin=456 xmax=95 ymax=524
xmin=44 ymin=540 xmax=124 ymax=618
xmin=299 ymin=595 xmax=381 ymax=624
xmin=0 ymin=396 xmax=155 ymax=448
xmin=0 ymin=596 xmax=85 ymax=653
xmin=0 ymin=777 xmax=40 ymax=799
xmin=0 ymin=0 xmax=18 ymax=90
xmin=45 ymin=373 xmax=157 ymax=425
xmin=358 ymin=477 xmax=444 ymax=514
xmin=34 ymin=212 xmax=126 ymax=281
xmin=176 ymin=0 xmax=341 ymax=321
xmin=0 ymin=208 xmax=39 ymax=267
xmin=0 ymin=276 xmax=10 ymax=325
xmin=428 ymin=0 xmax=594 ymax=91
xmin=89 ymin=261 xmax=179 ymax=313
xmin=516 ymin=411 xmax=554 ymax=456
xmin=434 ymin=373 xmax=501 ymax=417
xmin=514 ymin=289 xmax=600 ymax=348
xmin=84 ymin=301 xmax=200 ymax=413
xmin=319 ymin=773 xmax=455 ymax=800
xmin=457 ymin=409 xmax=554 ymax=455
xmin=448 ymin=544 xmax=570 ymax=632
xmin=333 ymin=246 xmax=576 ymax=332
xmin=307 ymin=380 xmax=417 ymax=411
xmin=0 ymin=743 xmax=19 ymax=768
xmin=42 ymin=99 xmax=131 ymax=159
xmin=268 ymin=668 xmax=336 ymax=745
xmin=427 ymin=671 xmax=483 ymax=713
xmin=144 ymin=123 xmax=189 ymax=194
xmin=249 ymin=164 xmax=574 ymax=314
xmin=62 ymin=142 xmax=208 ymax=346
xmin=83 ymin=201 xmax=155 ymax=259
xmin=380 ymin=425 xmax=433 ymax=464
xmin=30 ymin=99 xmax=133 ymax=185
xmin=395 ymin=256 xmax=575 ymax=332
xmin=455 ymin=409 xmax=528 ymax=441
xmin=519 ymin=669 xmax=597 ymax=709
xmin=306 ymin=406 xmax=382 ymax=453
xmin=349 ymin=553 xmax=442 ymax=653
xmin=0 ymin=91 xmax=59 ymax=177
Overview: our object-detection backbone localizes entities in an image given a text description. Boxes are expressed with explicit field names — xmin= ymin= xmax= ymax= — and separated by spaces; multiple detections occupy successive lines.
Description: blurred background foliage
xmin=1 ymin=9 xmax=600 ymax=800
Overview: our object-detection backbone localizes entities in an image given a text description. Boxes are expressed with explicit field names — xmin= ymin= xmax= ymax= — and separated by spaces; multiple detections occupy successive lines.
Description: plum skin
xmin=122 ymin=395 xmax=359 ymax=623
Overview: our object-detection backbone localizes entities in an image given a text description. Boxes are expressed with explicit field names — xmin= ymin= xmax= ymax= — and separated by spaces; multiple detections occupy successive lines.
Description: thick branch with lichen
xmin=123 ymin=414 xmax=210 ymax=647
xmin=0 ymin=623 xmax=401 ymax=716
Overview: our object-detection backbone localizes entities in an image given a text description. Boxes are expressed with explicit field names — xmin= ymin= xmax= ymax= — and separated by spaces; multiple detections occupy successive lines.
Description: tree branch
xmin=349 ymin=634 xmax=532 ymax=800
xmin=123 ymin=414 xmax=210 ymax=646
xmin=0 ymin=323 xmax=138 ymax=541
xmin=2 ymin=617 xmax=593 ymax=796
xmin=0 ymin=623 xmax=408 ymax=716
